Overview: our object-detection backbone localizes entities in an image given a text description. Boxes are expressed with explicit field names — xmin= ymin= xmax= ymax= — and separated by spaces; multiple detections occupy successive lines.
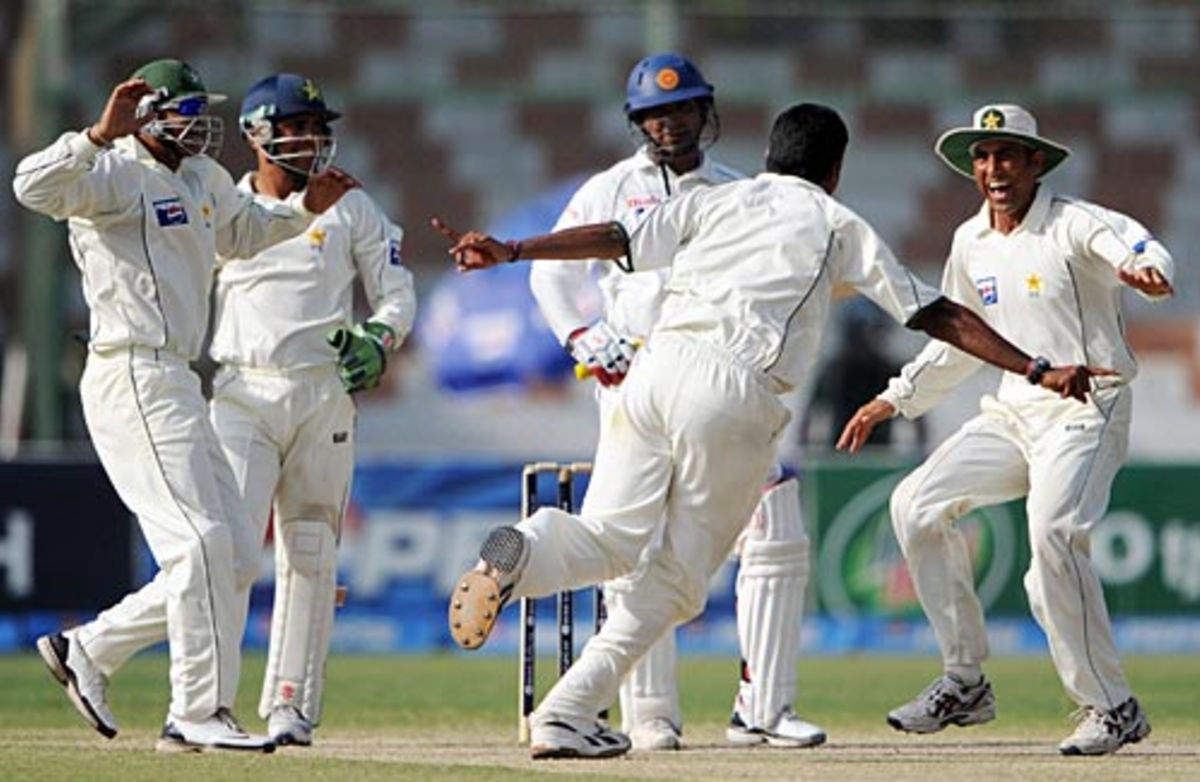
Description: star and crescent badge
xmin=981 ymin=109 xmax=1005 ymax=130
xmin=298 ymin=78 xmax=322 ymax=102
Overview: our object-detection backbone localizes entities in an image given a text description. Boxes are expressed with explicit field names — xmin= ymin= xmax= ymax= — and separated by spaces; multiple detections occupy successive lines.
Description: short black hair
xmin=766 ymin=103 xmax=848 ymax=184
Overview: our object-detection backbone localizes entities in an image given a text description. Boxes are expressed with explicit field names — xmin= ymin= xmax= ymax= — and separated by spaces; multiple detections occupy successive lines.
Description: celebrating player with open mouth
xmin=838 ymin=104 xmax=1173 ymax=756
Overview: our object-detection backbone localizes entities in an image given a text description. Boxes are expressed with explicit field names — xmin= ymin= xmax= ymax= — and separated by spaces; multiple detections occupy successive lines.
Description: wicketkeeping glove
xmin=326 ymin=321 xmax=397 ymax=393
xmin=567 ymin=320 xmax=637 ymax=387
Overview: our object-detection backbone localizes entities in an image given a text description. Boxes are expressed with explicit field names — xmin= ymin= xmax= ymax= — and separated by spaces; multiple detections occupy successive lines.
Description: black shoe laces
xmin=215 ymin=708 xmax=246 ymax=733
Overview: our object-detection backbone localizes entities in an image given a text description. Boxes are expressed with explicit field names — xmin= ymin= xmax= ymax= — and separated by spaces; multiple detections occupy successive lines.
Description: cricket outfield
xmin=1 ymin=654 xmax=1196 ymax=781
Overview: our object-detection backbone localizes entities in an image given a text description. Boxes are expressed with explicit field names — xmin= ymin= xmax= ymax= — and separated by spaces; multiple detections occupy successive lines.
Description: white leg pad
xmin=735 ymin=478 xmax=810 ymax=730
xmin=259 ymin=519 xmax=337 ymax=725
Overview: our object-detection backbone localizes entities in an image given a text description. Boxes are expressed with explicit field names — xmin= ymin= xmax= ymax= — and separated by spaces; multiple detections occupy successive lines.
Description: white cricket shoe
xmin=529 ymin=714 xmax=631 ymax=759
xmin=726 ymin=682 xmax=826 ymax=748
xmin=156 ymin=708 xmax=275 ymax=753
xmin=629 ymin=717 xmax=681 ymax=751
xmin=449 ymin=526 xmax=529 ymax=650
xmin=268 ymin=705 xmax=314 ymax=746
xmin=726 ymin=706 xmax=826 ymax=748
xmin=887 ymin=673 xmax=996 ymax=734
xmin=1059 ymin=697 xmax=1151 ymax=756
xmin=36 ymin=630 xmax=118 ymax=738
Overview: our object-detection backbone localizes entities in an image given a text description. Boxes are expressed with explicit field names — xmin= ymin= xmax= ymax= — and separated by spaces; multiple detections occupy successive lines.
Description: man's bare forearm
xmin=908 ymin=297 xmax=1031 ymax=375
xmin=516 ymin=221 xmax=630 ymax=262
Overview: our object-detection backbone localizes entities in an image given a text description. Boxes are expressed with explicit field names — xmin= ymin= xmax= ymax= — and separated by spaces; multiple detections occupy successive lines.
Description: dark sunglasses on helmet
xmin=167 ymin=95 xmax=209 ymax=117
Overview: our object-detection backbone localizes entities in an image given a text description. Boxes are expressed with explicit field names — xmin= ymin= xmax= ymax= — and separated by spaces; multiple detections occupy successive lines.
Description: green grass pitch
xmin=1 ymin=652 xmax=1197 ymax=781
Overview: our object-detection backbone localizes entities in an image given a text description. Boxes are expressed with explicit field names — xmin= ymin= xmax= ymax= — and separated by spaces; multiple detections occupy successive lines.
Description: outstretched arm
xmin=432 ymin=216 xmax=630 ymax=271
xmin=837 ymin=297 xmax=1115 ymax=453
xmin=910 ymin=297 xmax=1110 ymax=401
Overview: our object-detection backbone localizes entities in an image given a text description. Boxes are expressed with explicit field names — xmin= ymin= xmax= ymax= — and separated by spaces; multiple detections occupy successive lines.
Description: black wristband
xmin=1025 ymin=356 xmax=1051 ymax=385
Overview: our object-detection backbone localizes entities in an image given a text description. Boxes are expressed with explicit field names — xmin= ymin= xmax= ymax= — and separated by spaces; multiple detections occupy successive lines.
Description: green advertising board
xmin=806 ymin=458 xmax=1200 ymax=619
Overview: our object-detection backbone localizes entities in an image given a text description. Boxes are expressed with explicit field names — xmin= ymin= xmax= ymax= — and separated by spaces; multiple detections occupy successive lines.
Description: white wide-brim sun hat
xmin=935 ymin=104 xmax=1071 ymax=178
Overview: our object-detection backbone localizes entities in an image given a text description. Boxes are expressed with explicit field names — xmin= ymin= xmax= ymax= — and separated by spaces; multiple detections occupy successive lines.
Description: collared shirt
xmin=12 ymin=131 xmax=314 ymax=359
xmin=530 ymin=148 xmax=744 ymax=343
xmin=208 ymin=175 xmax=416 ymax=370
xmin=879 ymin=185 xmax=1176 ymax=417
xmin=627 ymin=172 xmax=940 ymax=392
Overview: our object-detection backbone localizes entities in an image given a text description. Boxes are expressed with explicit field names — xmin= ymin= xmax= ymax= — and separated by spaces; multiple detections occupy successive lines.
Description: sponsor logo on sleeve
xmin=388 ymin=239 xmax=402 ymax=266
xmin=975 ymin=276 xmax=999 ymax=306
xmin=153 ymin=197 xmax=189 ymax=227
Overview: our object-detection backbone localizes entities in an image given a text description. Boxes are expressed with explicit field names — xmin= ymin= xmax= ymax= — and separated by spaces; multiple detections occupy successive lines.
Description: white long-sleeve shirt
xmin=628 ymin=172 xmax=941 ymax=392
xmin=13 ymin=131 xmax=314 ymax=360
xmin=878 ymin=186 xmax=1176 ymax=418
xmin=208 ymin=176 xmax=416 ymax=370
xmin=530 ymin=148 xmax=743 ymax=343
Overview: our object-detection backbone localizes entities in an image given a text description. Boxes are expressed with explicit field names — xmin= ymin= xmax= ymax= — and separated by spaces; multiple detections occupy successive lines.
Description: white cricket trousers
xmin=891 ymin=389 xmax=1133 ymax=709
xmin=209 ymin=363 xmax=355 ymax=724
xmin=593 ymin=386 xmax=680 ymax=731
xmin=75 ymin=348 xmax=250 ymax=721
xmin=515 ymin=333 xmax=789 ymax=723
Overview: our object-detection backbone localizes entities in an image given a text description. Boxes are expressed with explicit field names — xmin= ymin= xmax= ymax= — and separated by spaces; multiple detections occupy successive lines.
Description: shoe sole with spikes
xmin=448 ymin=527 xmax=525 ymax=650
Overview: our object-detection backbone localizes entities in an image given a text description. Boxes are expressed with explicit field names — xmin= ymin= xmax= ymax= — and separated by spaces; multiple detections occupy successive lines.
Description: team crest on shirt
xmin=307 ymin=227 xmax=327 ymax=249
xmin=388 ymin=239 xmax=402 ymax=266
xmin=975 ymin=276 xmax=999 ymax=306
xmin=153 ymin=197 xmax=189 ymax=227
xmin=1025 ymin=272 xmax=1043 ymax=298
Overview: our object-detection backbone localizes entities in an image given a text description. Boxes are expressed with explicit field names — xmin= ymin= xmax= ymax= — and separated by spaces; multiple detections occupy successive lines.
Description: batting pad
xmin=735 ymin=478 xmax=810 ymax=729
xmin=259 ymin=519 xmax=337 ymax=725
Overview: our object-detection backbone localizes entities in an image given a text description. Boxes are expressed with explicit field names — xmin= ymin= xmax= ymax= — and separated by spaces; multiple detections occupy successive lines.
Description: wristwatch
xmin=1025 ymin=356 xmax=1052 ymax=385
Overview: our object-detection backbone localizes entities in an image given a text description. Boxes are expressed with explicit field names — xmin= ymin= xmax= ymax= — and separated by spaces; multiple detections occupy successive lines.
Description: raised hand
xmin=836 ymin=398 xmax=896 ymax=454
xmin=303 ymin=166 xmax=360 ymax=213
xmin=431 ymin=216 xmax=514 ymax=271
xmin=90 ymin=78 xmax=158 ymax=145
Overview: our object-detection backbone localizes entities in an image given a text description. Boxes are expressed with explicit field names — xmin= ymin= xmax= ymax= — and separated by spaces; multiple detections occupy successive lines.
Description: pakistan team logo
xmin=817 ymin=474 xmax=1018 ymax=616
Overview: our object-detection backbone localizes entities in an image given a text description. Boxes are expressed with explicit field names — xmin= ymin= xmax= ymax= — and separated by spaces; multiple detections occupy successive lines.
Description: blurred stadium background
xmin=1 ymin=0 xmax=1198 ymax=662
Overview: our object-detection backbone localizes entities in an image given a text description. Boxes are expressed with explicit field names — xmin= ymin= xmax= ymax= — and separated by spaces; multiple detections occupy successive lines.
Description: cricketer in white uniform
xmin=16 ymin=59 xmax=358 ymax=752
xmin=208 ymin=73 xmax=415 ymax=746
xmin=838 ymin=104 xmax=1173 ymax=757
xmin=530 ymin=53 xmax=823 ymax=751
xmin=443 ymin=103 xmax=1103 ymax=759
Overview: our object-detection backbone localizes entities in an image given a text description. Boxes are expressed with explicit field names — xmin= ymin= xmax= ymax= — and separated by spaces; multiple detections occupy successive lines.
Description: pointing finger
xmin=430 ymin=216 xmax=461 ymax=243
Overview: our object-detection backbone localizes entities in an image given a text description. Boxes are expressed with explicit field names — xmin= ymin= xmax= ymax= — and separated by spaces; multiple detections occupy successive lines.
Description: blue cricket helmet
xmin=624 ymin=53 xmax=714 ymax=117
xmin=239 ymin=72 xmax=341 ymax=128
xmin=239 ymin=73 xmax=341 ymax=176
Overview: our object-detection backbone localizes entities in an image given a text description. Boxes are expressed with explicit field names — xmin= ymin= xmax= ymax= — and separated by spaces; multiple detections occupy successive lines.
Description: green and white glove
xmin=326 ymin=321 xmax=397 ymax=393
